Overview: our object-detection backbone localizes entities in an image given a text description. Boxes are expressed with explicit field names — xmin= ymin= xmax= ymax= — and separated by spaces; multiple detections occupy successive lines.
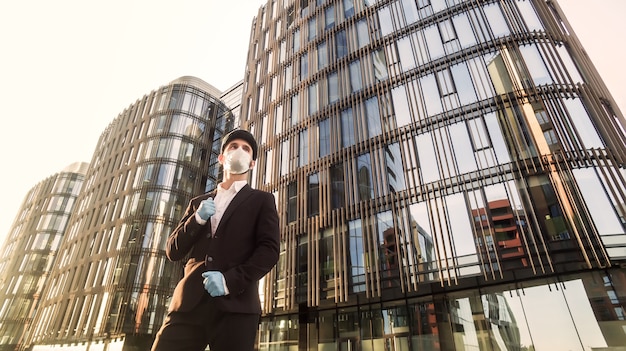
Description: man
xmin=151 ymin=129 xmax=280 ymax=351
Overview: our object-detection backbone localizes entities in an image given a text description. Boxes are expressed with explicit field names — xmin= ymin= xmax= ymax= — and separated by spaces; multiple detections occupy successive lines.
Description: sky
xmin=0 ymin=0 xmax=625 ymax=245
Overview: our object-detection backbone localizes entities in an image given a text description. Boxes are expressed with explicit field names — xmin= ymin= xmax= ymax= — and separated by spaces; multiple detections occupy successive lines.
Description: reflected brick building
xmin=472 ymin=199 xmax=529 ymax=271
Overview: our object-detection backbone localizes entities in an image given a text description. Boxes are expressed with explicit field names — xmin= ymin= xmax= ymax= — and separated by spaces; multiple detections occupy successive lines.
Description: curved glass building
xmin=0 ymin=162 xmax=88 ymax=351
xmin=242 ymin=0 xmax=626 ymax=350
xmin=24 ymin=77 xmax=235 ymax=350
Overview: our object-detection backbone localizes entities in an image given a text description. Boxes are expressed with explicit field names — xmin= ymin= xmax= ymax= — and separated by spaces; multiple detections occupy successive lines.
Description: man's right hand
xmin=196 ymin=198 xmax=216 ymax=220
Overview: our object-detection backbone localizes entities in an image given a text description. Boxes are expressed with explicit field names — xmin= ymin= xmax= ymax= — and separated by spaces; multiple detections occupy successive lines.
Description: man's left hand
xmin=202 ymin=271 xmax=227 ymax=297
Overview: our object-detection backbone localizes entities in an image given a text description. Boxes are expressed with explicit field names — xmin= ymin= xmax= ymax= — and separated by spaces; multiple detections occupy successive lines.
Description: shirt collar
xmin=217 ymin=180 xmax=248 ymax=194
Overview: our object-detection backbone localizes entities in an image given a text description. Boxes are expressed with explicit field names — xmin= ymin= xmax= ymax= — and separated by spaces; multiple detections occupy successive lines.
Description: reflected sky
xmin=504 ymin=280 xmax=607 ymax=350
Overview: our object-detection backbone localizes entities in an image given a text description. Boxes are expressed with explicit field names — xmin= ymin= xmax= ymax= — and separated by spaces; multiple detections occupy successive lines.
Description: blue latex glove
xmin=196 ymin=198 xmax=216 ymax=220
xmin=202 ymin=271 xmax=226 ymax=297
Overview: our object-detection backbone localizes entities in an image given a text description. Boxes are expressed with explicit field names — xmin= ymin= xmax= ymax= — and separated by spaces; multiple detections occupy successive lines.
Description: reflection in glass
xmin=331 ymin=163 xmax=346 ymax=209
xmin=320 ymin=228 xmax=336 ymax=299
xmin=391 ymin=85 xmax=413 ymax=128
xmin=319 ymin=118 xmax=331 ymax=157
xmin=483 ymin=3 xmax=510 ymax=38
xmin=563 ymin=98 xmax=604 ymax=148
xmin=385 ymin=143 xmax=406 ymax=193
xmin=341 ymin=108 xmax=356 ymax=147
xmin=348 ymin=219 xmax=365 ymax=293
xmin=308 ymin=173 xmax=320 ymax=216
xmin=417 ymin=132 xmax=439 ymax=184
xmin=573 ymin=168 xmax=623 ymax=236
xmin=516 ymin=0 xmax=544 ymax=31
xmin=398 ymin=36 xmax=416 ymax=72
xmin=357 ymin=153 xmax=374 ymax=201
xmin=365 ymin=97 xmax=382 ymax=138
xmin=519 ymin=44 xmax=552 ymax=85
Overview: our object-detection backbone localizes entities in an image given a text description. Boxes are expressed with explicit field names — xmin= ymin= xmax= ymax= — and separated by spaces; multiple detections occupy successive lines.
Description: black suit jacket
xmin=166 ymin=184 xmax=280 ymax=314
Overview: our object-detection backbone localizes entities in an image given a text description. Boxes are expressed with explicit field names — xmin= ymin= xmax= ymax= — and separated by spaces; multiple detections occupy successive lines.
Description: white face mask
xmin=223 ymin=148 xmax=252 ymax=174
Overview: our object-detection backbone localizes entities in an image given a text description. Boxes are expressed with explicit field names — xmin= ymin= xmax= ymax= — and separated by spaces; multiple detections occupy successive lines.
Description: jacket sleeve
xmin=223 ymin=191 xmax=280 ymax=295
xmin=166 ymin=197 xmax=207 ymax=261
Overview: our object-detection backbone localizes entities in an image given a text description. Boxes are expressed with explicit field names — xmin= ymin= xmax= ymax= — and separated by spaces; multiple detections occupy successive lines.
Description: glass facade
xmin=21 ymin=77 xmax=235 ymax=350
xmin=242 ymin=0 xmax=626 ymax=350
xmin=0 ymin=162 xmax=88 ymax=351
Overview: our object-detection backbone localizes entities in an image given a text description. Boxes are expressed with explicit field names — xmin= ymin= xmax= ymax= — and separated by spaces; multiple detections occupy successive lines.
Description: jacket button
xmin=207 ymin=256 xmax=213 ymax=262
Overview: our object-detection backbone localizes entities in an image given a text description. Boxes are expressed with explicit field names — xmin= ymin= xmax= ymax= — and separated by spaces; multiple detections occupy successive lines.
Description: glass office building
xmin=0 ymin=162 xmax=88 ymax=351
xmin=24 ymin=76 xmax=235 ymax=350
xmin=241 ymin=0 xmax=626 ymax=350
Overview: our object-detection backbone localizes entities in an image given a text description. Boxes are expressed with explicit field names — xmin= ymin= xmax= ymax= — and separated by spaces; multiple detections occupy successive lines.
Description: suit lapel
xmin=214 ymin=185 xmax=253 ymax=237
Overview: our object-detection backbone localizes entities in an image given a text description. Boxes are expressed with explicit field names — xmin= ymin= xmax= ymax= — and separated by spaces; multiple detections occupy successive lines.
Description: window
xmin=344 ymin=0 xmax=355 ymax=18
xmin=423 ymin=25 xmax=445 ymax=60
xmin=328 ymin=71 xmax=339 ymax=104
xmin=319 ymin=228 xmax=335 ymax=299
xmin=291 ymin=93 xmax=300 ymax=125
xmin=275 ymin=103 xmax=284 ymax=135
xmin=417 ymin=0 xmax=431 ymax=9
xmin=453 ymin=14 xmax=478 ymax=49
xmin=468 ymin=117 xmax=490 ymax=151
xmin=265 ymin=149 xmax=274 ymax=185
xmin=372 ymin=49 xmax=388 ymax=81
xmin=483 ymin=3 xmax=510 ymax=38
xmin=438 ymin=19 xmax=457 ymax=43
xmin=287 ymin=6 xmax=295 ymax=28
xmin=293 ymin=28 xmax=301 ymax=52
xmin=156 ymin=164 xmax=176 ymax=186
xmin=356 ymin=19 xmax=369 ymax=48
xmin=397 ymin=36 xmax=416 ymax=72
xmin=376 ymin=211 xmax=400 ymax=287
xmin=421 ymin=74 xmax=444 ymax=116
xmin=285 ymin=64 xmax=293 ymax=91
xmin=330 ymin=163 xmax=345 ymax=209
xmin=544 ymin=129 xmax=558 ymax=146
xmin=288 ymin=182 xmax=298 ymax=222
xmin=336 ymin=29 xmax=348 ymax=59
xmin=301 ymin=0 xmax=310 ymax=16
xmin=308 ymin=83 xmax=318 ymax=114
xmin=519 ymin=44 xmax=552 ymax=85
xmin=308 ymin=16 xmax=317 ymax=42
xmin=296 ymin=236 xmax=308 ymax=303
xmin=279 ymin=40 xmax=286 ymax=63
xmin=385 ymin=143 xmax=406 ymax=193
xmin=300 ymin=53 xmax=308 ymax=79
xmin=378 ymin=5 xmax=394 ymax=36
xmin=365 ymin=97 xmax=382 ymax=138
xmin=401 ymin=0 xmax=418 ymax=24
xmin=341 ymin=108 xmax=356 ymax=147
xmin=357 ymin=153 xmax=374 ymax=201
xmin=348 ymin=219 xmax=365 ymax=292
xmin=349 ymin=60 xmax=362 ymax=92
xmin=319 ymin=118 xmax=331 ymax=157
xmin=308 ymin=173 xmax=320 ymax=216
xmin=318 ymin=41 xmax=328 ymax=70
xmin=436 ymin=68 xmax=456 ymax=96
xmin=257 ymin=85 xmax=265 ymax=112
xmin=451 ymin=62 xmax=478 ymax=105
xmin=280 ymin=140 xmax=290 ymax=176
xmin=391 ymin=85 xmax=412 ymax=127
xmin=325 ymin=5 xmax=335 ymax=30
xmin=299 ymin=129 xmax=309 ymax=167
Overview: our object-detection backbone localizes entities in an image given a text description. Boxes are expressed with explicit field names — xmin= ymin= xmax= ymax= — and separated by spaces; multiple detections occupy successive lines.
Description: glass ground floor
xmin=259 ymin=268 xmax=626 ymax=351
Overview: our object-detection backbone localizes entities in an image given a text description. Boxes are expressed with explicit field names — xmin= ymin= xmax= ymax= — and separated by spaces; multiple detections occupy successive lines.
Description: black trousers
xmin=151 ymin=296 xmax=260 ymax=351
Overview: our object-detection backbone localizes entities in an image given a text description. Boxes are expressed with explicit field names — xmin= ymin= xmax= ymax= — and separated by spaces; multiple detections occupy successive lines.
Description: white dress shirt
xmin=194 ymin=180 xmax=248 ymax=235
xmin=194 ymin=180 xmax=247 ymax=295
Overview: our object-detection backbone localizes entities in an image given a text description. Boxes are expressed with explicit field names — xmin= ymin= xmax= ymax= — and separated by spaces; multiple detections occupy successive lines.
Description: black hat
xmin=221 ymin=129 xmax=258 ymax=160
